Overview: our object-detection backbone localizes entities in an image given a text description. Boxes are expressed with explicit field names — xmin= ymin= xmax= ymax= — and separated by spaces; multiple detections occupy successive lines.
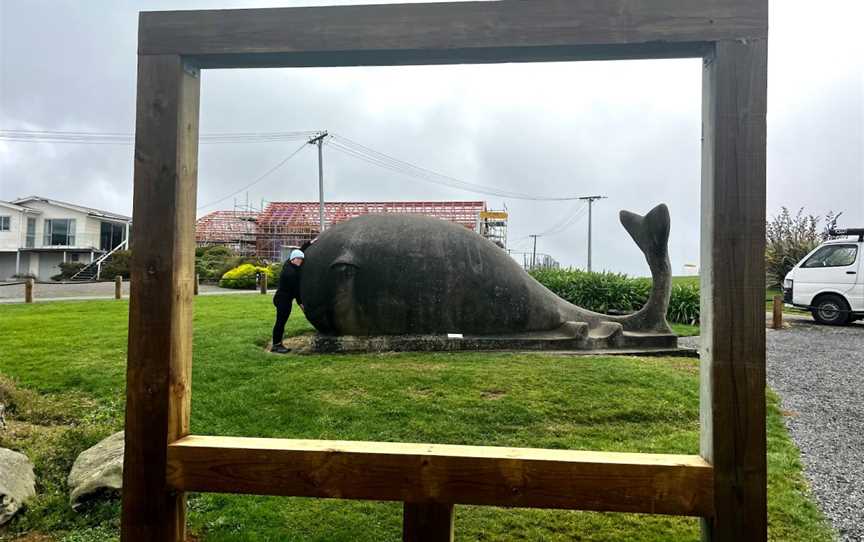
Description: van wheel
xmin=812 ymin=294 xmax=850 ymax=325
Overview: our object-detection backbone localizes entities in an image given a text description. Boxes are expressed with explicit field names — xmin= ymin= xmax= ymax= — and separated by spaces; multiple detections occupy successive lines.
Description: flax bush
xmin=530 ymin=268 xmax=700 ymax=325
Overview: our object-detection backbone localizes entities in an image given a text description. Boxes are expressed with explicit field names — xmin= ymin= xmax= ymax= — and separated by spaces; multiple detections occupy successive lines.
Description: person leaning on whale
xmin=299 ymin=204 xmax=673 ymax=338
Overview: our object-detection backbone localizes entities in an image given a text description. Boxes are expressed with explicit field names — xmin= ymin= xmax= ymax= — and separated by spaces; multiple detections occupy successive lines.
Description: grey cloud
xmin=1 ymin=0 xmax=861 ymax=276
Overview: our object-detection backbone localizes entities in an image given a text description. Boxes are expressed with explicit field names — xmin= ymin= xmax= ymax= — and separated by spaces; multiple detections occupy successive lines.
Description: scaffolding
xmin=196 ymin=201 xmax=511 ymax=262
xmin=478 ymin=209 xmax=508 ymax=249
xmin=195 ymin=209 xmax=258 ymax=257
xmin=255 ymin=201 xmax=498 ymax=261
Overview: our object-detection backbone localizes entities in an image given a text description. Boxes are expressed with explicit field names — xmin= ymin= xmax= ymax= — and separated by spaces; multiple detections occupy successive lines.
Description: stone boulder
xmin=68 ymin=431 xmax=124 ymax=507
xmin=0 ymin=447 xmax=36 ymax=525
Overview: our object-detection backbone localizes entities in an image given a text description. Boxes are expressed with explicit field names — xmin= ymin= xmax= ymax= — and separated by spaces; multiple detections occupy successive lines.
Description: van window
xmin=802 ymin=244 xmax=858 ymax=268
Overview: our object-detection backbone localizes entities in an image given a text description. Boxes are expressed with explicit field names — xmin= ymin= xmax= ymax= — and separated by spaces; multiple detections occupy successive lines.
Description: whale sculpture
xmin=300 ymin=204 xmax=674 ymax=350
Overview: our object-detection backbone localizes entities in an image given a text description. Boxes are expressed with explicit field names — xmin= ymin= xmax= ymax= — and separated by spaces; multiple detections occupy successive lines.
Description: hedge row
xmin=529 ymin=268 xmax=700 ymax=325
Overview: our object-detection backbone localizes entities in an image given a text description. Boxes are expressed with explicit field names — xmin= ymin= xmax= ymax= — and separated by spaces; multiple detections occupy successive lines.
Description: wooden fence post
xmin=403 ymin=503 xmax=454 ymax=542
xmin=115 ymin=275 xmax=123 ymax=300
xmin=194 ymin=273 xmax=199 ymax=296
xmin=772 ymin=295 xmax=783 ymax=330
xmin=24 ymin=278 xmax=34 ymax=303
xmin=260 ymin=273 xmax=267 ymax=295
xmin=700 ymin=38 xmax=768 ymax=541
xmin=121 ymin=53 xmax=199 ymax=542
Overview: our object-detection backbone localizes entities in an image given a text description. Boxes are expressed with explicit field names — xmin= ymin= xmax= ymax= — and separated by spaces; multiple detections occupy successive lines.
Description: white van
xmin=783 ymin=228 xmax=864 ymax=325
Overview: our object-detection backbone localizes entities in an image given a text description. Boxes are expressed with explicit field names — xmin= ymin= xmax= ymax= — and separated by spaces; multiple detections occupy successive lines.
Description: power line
xmin=536 ymin=201 xmax=588 ymax=237
xmin=0 ymin=129 xmax=319 ymax=145
xmin=196 ymin=141 xmax=309 ymax=211
xmin=327 ymin=133 xmax=591 ymax=202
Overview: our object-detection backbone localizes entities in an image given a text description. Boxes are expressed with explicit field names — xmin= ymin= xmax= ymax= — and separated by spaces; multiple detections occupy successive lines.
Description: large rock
xmin=68 ymin=431 xmax=124 ymax=507
xmin=0 ymin=447 xmax=36 ymax=525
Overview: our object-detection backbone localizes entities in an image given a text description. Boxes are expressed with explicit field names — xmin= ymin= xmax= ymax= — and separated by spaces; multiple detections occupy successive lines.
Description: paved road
xmin=0 ymin=281 xmax=259 ymax=303
xmin=683 ymin=316 xmax=864 ymax=540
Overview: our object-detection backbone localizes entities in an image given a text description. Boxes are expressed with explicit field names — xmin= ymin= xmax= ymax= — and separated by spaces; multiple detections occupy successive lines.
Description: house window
xmin=43 ymin=218 xmax=76 ymax=246
xmin=26 ymin=218 xmax=35 ymax=248
xmin=0 ymin=216 xmax=9 ymax=231
xmin=100 ymin=221 xmax=127 ymax=251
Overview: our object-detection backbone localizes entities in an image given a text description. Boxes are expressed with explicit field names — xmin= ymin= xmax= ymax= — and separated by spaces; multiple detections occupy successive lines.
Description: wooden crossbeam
xmin=167 ymin=436 xmax=714 ymax=517
xmin=139 ymin=0 xmax=767 ymax=68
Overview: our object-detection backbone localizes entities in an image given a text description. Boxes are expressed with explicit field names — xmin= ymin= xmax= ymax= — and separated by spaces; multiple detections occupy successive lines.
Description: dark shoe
xmin=271 ymin=344 xmax=290 ymax=354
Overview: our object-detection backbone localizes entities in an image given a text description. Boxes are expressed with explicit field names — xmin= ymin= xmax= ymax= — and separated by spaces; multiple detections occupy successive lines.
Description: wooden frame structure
xmin=123 ymin=1 xmax=768 ymax=540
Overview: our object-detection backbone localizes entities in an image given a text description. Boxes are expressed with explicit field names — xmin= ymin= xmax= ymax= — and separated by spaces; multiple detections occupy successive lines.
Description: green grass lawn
xmin=0 ymin=296 xmax=832 ymax=541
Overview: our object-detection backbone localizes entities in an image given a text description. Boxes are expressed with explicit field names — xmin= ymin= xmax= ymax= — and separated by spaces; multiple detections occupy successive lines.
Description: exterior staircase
xmin=70 ymin=239 xmax=128 ymax=281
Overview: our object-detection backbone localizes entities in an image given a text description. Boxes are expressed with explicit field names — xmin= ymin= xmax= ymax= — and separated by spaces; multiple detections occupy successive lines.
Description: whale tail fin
xmin=618 ymin=204 xmax=672 ymax=333
xmin=619 ymin=204 xmax=670 ymax=260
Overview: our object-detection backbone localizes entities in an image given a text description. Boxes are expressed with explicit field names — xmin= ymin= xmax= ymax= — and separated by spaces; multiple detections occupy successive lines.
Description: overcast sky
xmin=1 ymin=0 xmax=861 ymax=275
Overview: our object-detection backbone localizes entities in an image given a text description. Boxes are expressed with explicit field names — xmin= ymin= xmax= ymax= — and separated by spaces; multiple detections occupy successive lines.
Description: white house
xmin=0 ymin=196 xmax=131 ymax=281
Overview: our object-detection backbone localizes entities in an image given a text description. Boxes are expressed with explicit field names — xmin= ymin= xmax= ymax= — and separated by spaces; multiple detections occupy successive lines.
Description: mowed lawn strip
xmin=0 ymin=296 xmax=833 ymax=541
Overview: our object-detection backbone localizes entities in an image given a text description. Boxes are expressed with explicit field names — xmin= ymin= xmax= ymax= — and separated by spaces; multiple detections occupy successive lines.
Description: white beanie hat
xmin=289 ymin=249 xmax=305 ymax=260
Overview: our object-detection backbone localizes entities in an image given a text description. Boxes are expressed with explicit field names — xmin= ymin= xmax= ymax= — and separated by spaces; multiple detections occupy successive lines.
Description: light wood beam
xmin=167 ymin=436 xmax=714 ymax=517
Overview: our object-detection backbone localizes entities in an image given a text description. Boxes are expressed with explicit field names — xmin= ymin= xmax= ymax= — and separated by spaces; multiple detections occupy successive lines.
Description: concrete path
xmin=0 ymin=281 xmax=260 ymax=303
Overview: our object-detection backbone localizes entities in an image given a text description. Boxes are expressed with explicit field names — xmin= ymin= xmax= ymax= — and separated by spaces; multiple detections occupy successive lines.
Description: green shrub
xmin=101 ymin=250 xmax=131 ymax=279
xmin=219 ymin=263 xmax=273 ymax=289
xmin=529 ymin=268 xmax=650 ymax=314
xmin=667 ymin=282 xmax=700 ymax=325
xmin=765 ymin=207 xmax=821 ymax=288
xmin=52 ymin=262 xmax=86 ymax=281
xmin=195 ymin=246 xmax=264 ymax=283
xmin=269 ymin=262 xmax=283 ymax=281
xmin=530 ymin=268 xmax=700 ymax=325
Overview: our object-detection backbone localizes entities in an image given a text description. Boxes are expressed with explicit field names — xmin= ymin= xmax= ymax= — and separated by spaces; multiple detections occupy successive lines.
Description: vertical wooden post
xmin=403 ymin=503 xmax=454 ymax=542
xmin=700 ymin=39 xmax=768 ymax=541
xmin=115 ymin=275 xmax=123 ymax=300
xmin=260 ymin=273 xmax=267 ymax=294
xmin=194 ymin=273 xmax=199 ymax=296
xmin=772 ymin=295 xmax=783 ymax=330
xmin=121 ymin=53 xmax=200 ymax=542
xmin=24 ymin=278 xmax=34 ymax=303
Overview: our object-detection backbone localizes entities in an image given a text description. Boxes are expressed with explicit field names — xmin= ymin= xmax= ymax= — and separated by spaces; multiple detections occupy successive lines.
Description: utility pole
xmin=529 ymin=234 xmax=540 ymax=270
xmin=308 ymin=131 xmax=328 ymax=233
xmin=578 ymin=195 xmax=606 ymax=272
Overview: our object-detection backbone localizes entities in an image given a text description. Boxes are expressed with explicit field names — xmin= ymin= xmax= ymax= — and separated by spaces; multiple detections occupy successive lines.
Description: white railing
xmin=70 ymin=238 xmax=129 ymax=280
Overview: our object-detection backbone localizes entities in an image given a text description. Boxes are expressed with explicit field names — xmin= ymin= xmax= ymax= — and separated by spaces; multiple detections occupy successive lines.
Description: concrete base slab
xmin=282 ymin=331 xmax=683 ymax=356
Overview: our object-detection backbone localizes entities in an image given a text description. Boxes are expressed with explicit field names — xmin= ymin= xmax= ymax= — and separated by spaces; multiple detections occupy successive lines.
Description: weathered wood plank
xmin=699 ymin=37 xmax=768 ymax=541
xmin=139 ymin=0 xmax=767 ymax=67
xmin=121 ymin=54 xmax=200 ymax=542
xmin=167 ymin=436 xmax=714 ymax=517
xmin=772 ymin=295 xmax=783 ymax=330
xmin=403 ymin=503 xmax=454 ymax=542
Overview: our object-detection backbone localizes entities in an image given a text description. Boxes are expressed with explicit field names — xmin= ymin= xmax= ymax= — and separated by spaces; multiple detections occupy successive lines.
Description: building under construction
xmin=195 ymin=210 xmax=259 ymax=256
xmin=195 ymin=201 xmax=509 ymax=262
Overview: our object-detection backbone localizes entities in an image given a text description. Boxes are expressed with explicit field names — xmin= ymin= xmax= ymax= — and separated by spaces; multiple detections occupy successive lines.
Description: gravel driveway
xmin=682 ymin=317 xmax=864 ymax=540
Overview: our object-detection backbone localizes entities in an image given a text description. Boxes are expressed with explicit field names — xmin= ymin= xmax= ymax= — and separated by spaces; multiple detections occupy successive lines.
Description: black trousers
xmin=272 ymin=300 xmax=293 ymax=346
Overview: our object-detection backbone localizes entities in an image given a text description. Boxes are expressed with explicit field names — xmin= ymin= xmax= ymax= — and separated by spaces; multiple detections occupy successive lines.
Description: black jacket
xmin=273 ymin=262 xmax=302 ymax=306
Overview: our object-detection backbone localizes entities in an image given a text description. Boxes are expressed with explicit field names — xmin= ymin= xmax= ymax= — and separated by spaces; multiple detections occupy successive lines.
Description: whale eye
xmin=330 ymin=261 xmax=359 ymax=277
